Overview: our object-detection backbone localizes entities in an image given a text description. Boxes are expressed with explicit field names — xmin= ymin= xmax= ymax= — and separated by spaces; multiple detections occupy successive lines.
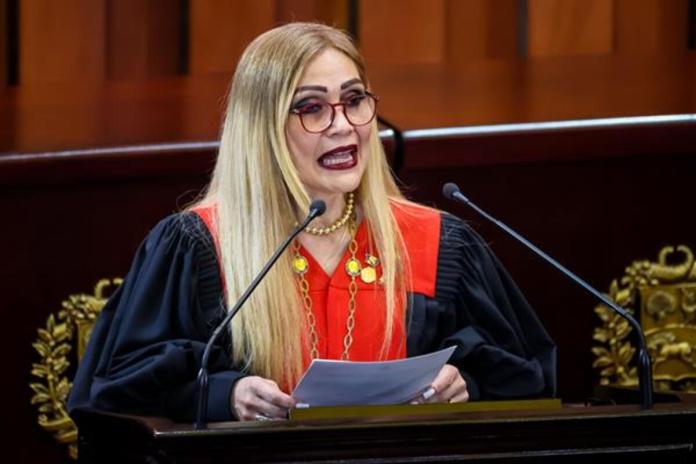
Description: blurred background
xmin=1 ymin=0 xmax=694 ymax=151
xmin=2 ymin=1 xmax=695 ymax=462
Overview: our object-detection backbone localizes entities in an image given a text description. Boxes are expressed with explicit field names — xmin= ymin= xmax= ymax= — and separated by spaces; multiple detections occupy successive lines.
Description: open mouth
xmin=318 ymin=144 xmax=358 ymax=170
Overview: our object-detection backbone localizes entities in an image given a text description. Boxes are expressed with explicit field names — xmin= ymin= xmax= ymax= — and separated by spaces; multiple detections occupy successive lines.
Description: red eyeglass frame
xmin=289 ymin=91 xmax=380 ymax=133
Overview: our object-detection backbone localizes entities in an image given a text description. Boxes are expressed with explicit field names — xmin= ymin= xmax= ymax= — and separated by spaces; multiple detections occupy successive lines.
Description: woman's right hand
xmin=231 ymin=376 xmax=295 ymax=421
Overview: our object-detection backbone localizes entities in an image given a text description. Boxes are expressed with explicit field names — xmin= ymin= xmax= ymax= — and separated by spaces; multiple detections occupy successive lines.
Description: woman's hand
xmin=231 ymin=376 xmax=295 ymax=421
xmin=415 ymin=364 xmax=469 ymax=404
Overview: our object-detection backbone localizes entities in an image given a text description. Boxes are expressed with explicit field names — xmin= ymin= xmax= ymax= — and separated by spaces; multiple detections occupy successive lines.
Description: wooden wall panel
xmin=106 ymin=0 xmax=184 ymax=80
xmin=8 ymin=0 xmax=694 ymax=84
xmin=615 ymin=0 xmax=690 ymax=54
xmin=19 ymin=0 xmax=107 ymax=84
xmin=528 ymin=0 xmax=614 ymax=56
xmin=446 ymin=0 xmax=519 ymax=63
xmin=0 ymin=0 xmax=7 ymax=86
xmin=360 ymin=0 xmax=446 ymax=65
xmin=13 ymin=84 xmax=107 ymax=152
xmin=276 ymin=0 xmax=348 ymax=27
xmin=188 ymin=0 xmax=276 ymax=75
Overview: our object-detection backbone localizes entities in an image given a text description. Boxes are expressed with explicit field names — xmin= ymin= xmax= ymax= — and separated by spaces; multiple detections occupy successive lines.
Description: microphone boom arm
xmin=195 ymin=200 xmax=326 ymax=429
xmin=442 ymin=183 xmax=653 ymax=410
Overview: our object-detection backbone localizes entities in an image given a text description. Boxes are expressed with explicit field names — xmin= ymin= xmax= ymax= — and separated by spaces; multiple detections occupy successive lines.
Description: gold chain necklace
xmin=304 ymin=192 xmax=354 ymax=236
xmin=292 ymin=221 xmax=359 ymax=360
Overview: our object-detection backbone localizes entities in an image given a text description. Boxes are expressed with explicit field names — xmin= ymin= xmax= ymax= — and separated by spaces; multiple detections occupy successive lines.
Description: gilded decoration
xmin=593 ymin=246 xmax=696 ymax=392
xmin=29 ymin=278 xmax=122 ymax=459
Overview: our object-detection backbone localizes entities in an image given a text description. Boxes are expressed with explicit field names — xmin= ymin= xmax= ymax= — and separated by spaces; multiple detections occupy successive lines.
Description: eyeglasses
xmin=289 ymin=92 xmax=379 ymax=133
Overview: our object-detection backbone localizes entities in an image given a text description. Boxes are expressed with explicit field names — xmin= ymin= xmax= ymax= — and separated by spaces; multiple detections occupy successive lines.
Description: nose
xmin=326 ymin=104 xmax=353 ymax=135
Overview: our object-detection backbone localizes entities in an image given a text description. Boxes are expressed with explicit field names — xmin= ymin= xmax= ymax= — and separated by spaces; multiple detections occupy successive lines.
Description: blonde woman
xmin=69 ymin=23 xmax=555 ymax=422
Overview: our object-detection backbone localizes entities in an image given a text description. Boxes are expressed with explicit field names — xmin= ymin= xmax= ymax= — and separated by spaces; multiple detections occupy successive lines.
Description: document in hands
xmin=291 ymin=346 xmax=456 ymax=407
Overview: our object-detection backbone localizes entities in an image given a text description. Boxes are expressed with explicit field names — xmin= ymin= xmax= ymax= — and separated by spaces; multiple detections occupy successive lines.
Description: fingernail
xmin=295 ymin=403 xmax=310 ymax=409
xmin=422 ymin=387 xmax=436 ymax=400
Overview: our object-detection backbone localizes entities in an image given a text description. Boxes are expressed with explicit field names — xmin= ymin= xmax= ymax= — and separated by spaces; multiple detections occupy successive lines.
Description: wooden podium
xmin=73 ymin=401 xmax=696 ymax=463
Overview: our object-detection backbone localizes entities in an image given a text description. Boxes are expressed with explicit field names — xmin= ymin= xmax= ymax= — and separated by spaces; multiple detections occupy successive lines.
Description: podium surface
xmin=74 ymin=402 xmax=696 ymax=463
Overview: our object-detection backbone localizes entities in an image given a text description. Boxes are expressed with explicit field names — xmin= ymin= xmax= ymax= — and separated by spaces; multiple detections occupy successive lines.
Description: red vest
xmin=192 ymin=201 xmax=440 ymax=384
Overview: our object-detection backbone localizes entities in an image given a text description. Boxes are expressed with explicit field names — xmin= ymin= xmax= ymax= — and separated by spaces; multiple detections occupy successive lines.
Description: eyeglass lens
xmin=299 ymin=94 xmax=376 ymax=132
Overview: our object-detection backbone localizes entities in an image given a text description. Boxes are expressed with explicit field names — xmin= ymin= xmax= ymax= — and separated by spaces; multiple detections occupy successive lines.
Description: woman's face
xmin=285 ymin=48 xmax=373 ymax=200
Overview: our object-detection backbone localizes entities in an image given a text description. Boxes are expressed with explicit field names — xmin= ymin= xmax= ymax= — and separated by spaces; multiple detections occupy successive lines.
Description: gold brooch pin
xmin=360 ymin=267 xmax=376 ymax=283
xmin=292 ymin=255 xmax=309 ymax=275
xmin=360 ymin=253 xmax=379 ymax=283
xmin=345 ymin=257 xmax=362 ymax=277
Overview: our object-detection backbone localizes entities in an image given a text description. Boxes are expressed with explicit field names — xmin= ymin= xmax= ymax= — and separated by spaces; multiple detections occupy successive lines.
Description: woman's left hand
xmin=415 ymin=364 xmax=469 ymax=404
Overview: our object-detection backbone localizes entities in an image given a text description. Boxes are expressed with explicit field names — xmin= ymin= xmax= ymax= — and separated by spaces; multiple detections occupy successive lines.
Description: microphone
xmin=442 ymin=182 xmax=653 ymax=410
xmin=195 ymin=199 xmax=326 ymax=429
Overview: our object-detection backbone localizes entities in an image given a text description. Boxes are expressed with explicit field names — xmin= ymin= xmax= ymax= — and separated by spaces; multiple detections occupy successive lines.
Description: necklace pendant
xmin=360 ymin=253 xmax=379 ymax=283
xmin=360 ymin=266 xmax=377 ymax=283
xmin=292 ymin=255 xmax=309 ymax=274
xmin=345 ymin=257 xmax=362 ymax=277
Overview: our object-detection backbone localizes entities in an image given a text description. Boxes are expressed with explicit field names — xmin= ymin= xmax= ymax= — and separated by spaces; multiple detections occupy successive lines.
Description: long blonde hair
xmin=195 ymin=22 xmax=408 ymax=388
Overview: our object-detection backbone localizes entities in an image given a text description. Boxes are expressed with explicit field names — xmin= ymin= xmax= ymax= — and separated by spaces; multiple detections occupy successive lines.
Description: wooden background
xmin=2 ymin=0 xmax=695 ymax=153
xmin=2 ymin=1 xmax=696 ymax=462
xmin=2 ymin=1 xmax=692 ymax=87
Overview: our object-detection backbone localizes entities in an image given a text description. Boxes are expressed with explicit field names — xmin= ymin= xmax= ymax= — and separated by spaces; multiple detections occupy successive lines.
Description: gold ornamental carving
xmin=593 ymin=245 xmax=696 ymax=392
xmin=29 ymin=278 xmax=121 ymax=459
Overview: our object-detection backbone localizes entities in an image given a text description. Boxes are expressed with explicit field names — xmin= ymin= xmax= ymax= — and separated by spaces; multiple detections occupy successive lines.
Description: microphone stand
xmin=442 ymin=183 xmax=653 ymax=410
xmin=195 ymin=200 xmax=326 ymax=429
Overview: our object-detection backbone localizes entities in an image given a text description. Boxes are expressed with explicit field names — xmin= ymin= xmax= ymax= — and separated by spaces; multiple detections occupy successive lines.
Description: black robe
xmin=68 ymin=211 xmax=556 ymax=422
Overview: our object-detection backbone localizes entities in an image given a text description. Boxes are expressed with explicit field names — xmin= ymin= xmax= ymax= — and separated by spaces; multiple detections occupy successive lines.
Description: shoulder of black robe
xmin=406 ymin=212 xmax=557 ymax=400
xmin=67 ymin=212 xmax=242 ymax=422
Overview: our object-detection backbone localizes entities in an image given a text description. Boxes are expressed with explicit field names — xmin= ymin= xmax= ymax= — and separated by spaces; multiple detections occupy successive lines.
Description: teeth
xmin=320 ymin=152 xmax=354 ymax=166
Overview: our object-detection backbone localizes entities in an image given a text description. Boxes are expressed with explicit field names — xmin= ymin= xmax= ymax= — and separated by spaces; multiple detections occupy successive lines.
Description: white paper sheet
xmin=291 ymin=346 xmax=456 ymax=407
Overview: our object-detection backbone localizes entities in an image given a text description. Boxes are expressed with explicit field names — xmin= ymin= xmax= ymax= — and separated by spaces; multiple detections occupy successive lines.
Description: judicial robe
xmin=68 ymin=202 xmax=556 ymax=422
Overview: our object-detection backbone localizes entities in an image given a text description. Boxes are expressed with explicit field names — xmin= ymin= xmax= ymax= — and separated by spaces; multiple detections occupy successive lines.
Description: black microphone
xmin=195 ymin=199 xmax=326 ymax=429
xmin=442 ymin=182 xmax=653 ymax=410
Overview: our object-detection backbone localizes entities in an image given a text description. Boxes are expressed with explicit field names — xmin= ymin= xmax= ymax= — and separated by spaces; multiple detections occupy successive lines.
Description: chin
xmin=311 ymin=176 xmax=362 ymax=198
xmin=333 ymin=171 xmax=364 ymax=194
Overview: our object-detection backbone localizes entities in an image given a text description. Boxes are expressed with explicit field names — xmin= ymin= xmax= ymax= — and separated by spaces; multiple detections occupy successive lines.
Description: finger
xmin=238 ymin=392 xmax=288 ymax=420
xmin=450 ymin=388 xmax=470 ymax=403
xmin=231 ymin=377 xmax=258 ymax=420
xmin=257 ymin=379 xmax=295 ymax=409
xmin=423 ymin=386 xmax=441 ymax=404
xmin=232 ymin=377 xmax=290 ymax=420
xmin=430 ymin=366 xmax=468 ymax=403
xmin=429 ymin=365 xmax=458 ymax=395
xmin=439 ymin=378 xmax=467 ymax=403
xmin=235 ymin=403 xmax=259 ymax=421
xmin=453 ymin=375 xmax=469 ymax=402
xmin=423 ymin=366 xmax=458 ymax=403
xmin=240 ymin=409 xmax=258 ymax=421
xmin=252 ymin=397 xmax=289 ymax=419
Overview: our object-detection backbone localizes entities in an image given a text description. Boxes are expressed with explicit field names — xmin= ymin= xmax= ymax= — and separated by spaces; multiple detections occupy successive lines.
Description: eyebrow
xmin=295 ymin=78 xmax=364 ymax=94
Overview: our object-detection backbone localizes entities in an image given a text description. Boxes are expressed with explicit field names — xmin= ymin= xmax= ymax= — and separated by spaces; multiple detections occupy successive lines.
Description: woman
xmin=68 ymin=23 xmax=556 ymax=422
